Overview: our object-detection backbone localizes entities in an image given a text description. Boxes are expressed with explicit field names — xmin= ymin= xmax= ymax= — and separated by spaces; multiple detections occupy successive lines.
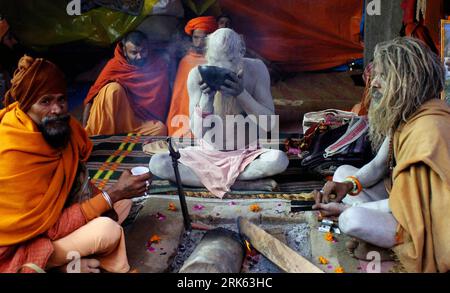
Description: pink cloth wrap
xmin=179 ymin=141 xmax=268 ymax=198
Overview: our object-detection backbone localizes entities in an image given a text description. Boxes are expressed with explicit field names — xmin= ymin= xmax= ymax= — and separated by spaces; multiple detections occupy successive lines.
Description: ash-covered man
xmin=150 ymin=28 xmax=289 ymax=198
xmin=313 ymin=37 xmax=450 ymax=273
xmin=166 ymin=16 xmax=218 ymax=137
xmin=0 ymin=56 xmax=151 ymax=273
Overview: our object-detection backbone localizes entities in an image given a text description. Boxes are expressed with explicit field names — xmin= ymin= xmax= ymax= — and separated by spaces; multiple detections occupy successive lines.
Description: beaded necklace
xmin=386 ymin=136 xmax=396 ymax=191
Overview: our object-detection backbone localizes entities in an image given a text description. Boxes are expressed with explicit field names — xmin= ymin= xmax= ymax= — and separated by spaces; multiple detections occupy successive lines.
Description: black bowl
xmin=198 ymin=65 xmax=234 ymax=91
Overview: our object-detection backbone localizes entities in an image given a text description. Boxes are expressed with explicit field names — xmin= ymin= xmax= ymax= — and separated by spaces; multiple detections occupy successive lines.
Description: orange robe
xmin=166 ymin=50 xmax=206 ymax=137
xmin=0 ymin=102 xmax=92 ymax=272
xmin=84 ymin=44 xmax=170 ymax=136
xmin=0 ymin=103 xmax=131 ymax=273
xmin=390 ymin=99 xmax=450 ymax=272
xmin=85 ymin=82 xmax=167 ymax=136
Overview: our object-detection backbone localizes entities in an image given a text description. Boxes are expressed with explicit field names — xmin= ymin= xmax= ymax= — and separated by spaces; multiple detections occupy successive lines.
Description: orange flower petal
xmin=325 ymin=232 xmax=334 ymax=242
xmin=149 ymin=234 xmax=161 ymax=243
xmin=318 ymin=256 xmax=329 ymax=265
xmin=335 ymin=267 xmax=344 ymax=273
xmin=249 ymin=204 xmax=262 ymax=213
xmin=168 ymin=202 xmax=178 ymax=211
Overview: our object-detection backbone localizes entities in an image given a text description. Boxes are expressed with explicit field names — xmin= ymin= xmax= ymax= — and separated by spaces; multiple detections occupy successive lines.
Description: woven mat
xmin=86 ymin=134 xmax=324 ymax=200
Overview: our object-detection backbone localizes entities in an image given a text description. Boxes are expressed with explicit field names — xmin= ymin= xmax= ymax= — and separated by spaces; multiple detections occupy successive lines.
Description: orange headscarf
xmin=0 ymin=19 xmax=9 ymax=40
xmin=184 ymin=16 xmax=218 ymax=36
xmin=4 ymin=56 xmax=67 ymax=113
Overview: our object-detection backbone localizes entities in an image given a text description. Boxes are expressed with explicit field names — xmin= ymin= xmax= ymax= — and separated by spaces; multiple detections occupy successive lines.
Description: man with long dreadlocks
xmin=313 ymin=37 xmax=450 ymax=273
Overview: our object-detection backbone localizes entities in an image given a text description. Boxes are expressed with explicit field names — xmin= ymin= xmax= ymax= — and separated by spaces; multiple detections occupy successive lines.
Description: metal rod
xmin=167 ymin=137 xmax=192 ymax=231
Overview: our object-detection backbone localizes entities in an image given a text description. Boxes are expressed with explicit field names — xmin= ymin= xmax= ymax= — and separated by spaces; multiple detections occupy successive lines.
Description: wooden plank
xmin=238 ymin=217 xmax=323 ymax=273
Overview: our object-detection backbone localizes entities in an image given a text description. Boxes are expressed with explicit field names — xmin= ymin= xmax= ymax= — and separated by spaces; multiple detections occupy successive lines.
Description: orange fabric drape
xmin=0 ymin=204 xmax=86 ymax=273
xmin=85 ymin=82 xmax=167 ymax=136
xmin=0 ymin=102 xmax=92 ymax=246
xmin=84 ymin=44 xmax=170 ymax=122
xmin=219 ymin=0 xmax=364 ymax=72
xmin=390 ymin=99 xmax=450 ymax=272
xmin=401 ymin=0 xmax=443 ymax=54
xmin=166 ymin=51 xmax=206 ymax=137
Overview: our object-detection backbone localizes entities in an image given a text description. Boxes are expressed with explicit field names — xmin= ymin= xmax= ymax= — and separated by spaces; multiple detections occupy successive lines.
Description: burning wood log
xmin=179 ymin=228 xmax=245 ymax=273
xmin=238 ymin=217 xmax=323 ymax=273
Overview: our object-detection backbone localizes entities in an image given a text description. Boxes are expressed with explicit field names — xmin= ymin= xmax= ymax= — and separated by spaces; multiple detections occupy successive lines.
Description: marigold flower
xmin=249 ymin=204 xmax=262 ymax=213
xmin=168 ymin=202 xmax=177 ymax=211
xmin=335 ymin=267 xmax=344 ymax=273
xmin=318 ymin=256 xmax=329 ymax=265
xmin=149 ymin=234 xmax=161 ymax=244
xmin=325 ymin=232 xmax=334 ymax=242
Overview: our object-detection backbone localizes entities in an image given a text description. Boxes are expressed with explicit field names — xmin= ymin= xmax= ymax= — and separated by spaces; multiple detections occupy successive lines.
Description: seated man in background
xmin=83 ymin=31 xmax=170 ymax=136
xmin=151 ymin=28 xmax=289 ymax=198
xmin=313 ymin=37 xmax=450 ymax=273
xmin=0 ymin=56 xmax=151 ymax=273
xmin=217 ymin=14 xmax=232 ymax=29
xmin=166 ymin=16 xmax=218 ymax=137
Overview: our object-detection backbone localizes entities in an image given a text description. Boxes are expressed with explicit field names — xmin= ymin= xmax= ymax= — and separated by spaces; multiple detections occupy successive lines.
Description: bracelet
xmin=344 ymin=178 xmax=357 ymax=194
xmin=345 ymin=176 xmax=363 ymax=196
xmin=101 ymin=190 xmax=113 ymax=209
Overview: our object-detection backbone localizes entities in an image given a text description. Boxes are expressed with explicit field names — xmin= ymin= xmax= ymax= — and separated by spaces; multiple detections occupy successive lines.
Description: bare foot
xmin=231 ymin=179 xmax=278 ymax=191
xmin=346 ymin=239 xmax=393 ymax=261
xmin=60 ymin=258 xmax=101 ymax=273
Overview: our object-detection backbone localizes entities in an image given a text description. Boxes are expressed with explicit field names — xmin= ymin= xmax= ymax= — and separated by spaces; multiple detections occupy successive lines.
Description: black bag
xmin=300 ymin=118 xmax=374 ymax=176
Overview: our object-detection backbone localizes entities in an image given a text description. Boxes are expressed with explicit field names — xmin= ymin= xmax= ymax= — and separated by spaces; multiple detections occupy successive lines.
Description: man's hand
xmin=314 ymin=181 xmax=354 ymax=204
xmin=105 ymin=170 xmax=152 ymax=203
xmin=312 ymin=202 xmax=348 ymax=217
xmin=312 ymin=190 xmax=348 ymax=216
xmin=198 ymin=80 xmax=215 ymax=98
xmin=220 ymin=70 xmax=244 ymax=97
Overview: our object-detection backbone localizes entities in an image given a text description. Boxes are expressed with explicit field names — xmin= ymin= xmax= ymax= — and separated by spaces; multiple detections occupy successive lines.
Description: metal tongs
xmin=167 ymin=137 xmax=192 ymax=231
xmin=290 ymin=200 xmax=315 ymax=212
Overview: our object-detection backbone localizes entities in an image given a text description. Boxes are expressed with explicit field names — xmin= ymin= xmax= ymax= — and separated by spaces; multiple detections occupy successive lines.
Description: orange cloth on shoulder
xmin=84 ymin=44 xmax=170 ymax=122
xmin=166 ymin=50 xmax=206 ymax=137
xmin=184 ymin=16 xmax=218 ymax=36
xmin=390 ymin=99 xmax=450 ymax=272
xmin=0 ymin=102 xmax=92 ymax=246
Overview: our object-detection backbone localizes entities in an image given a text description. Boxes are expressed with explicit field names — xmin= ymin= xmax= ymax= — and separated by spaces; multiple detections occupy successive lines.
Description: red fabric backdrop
xmin=219 ymin=0 xmax=364 ymax=72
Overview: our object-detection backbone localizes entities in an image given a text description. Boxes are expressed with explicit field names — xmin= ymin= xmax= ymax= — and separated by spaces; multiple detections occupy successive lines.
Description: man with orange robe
xmin=83 ymin=31 xmax=170 ymax=136
xmin=0 ymin=56 xmax=151 ymax=273
xmin=166 ymin=16 xmax=218 ymax=137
